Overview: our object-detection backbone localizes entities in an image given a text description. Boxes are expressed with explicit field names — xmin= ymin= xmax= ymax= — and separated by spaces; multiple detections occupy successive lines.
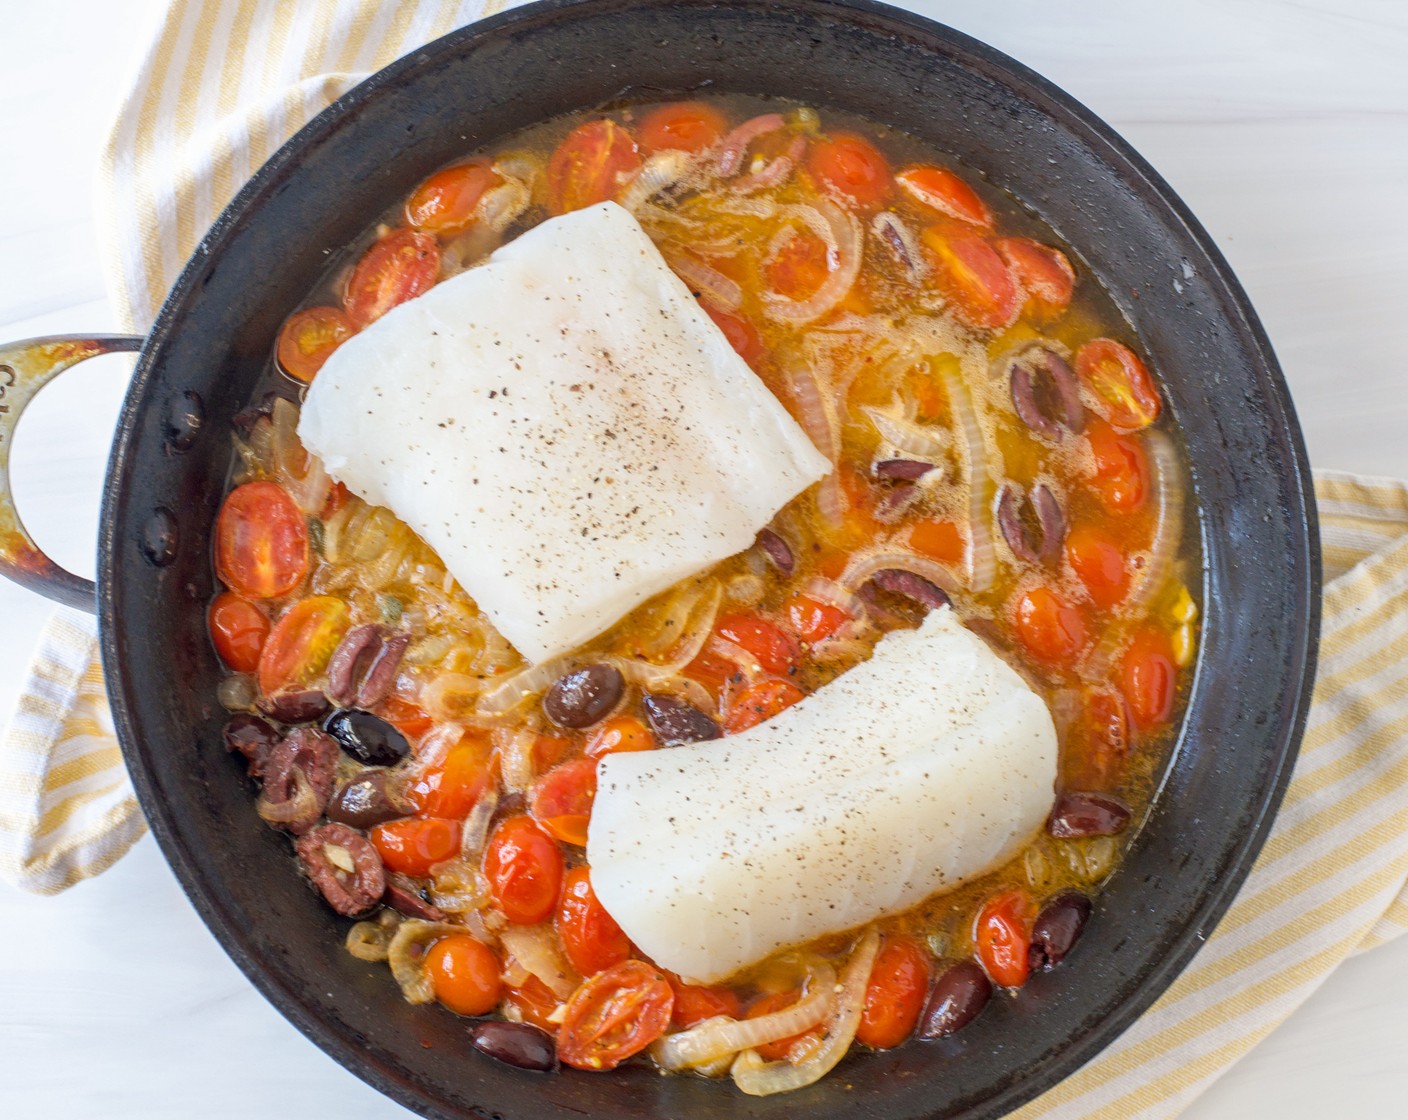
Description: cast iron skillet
xmin=0 ymin=0 xmax=1318 ymax=1116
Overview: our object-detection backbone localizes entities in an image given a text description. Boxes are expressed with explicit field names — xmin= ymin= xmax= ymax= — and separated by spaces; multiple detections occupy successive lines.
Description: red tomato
xmin=1062 ymin=687 xmax=1132 ymax=791
xmin=896 ymin=166 xmax=993 ymax=230
xmin=404 ymin=161 xmax=503 ymax=236
xmin=215 ymin=481 xmax=309 ymax=600
xmin=275 ymin=306 xmax=354 ymax=383
xmin=585 ymin=715 xmax=654 ymax=759
xmin=921 ymin=226 xmax=1018 ymax=330
xmin=321 ymin=480 xmax=351 ymax=518
xmin=908 ymin=519 xmax=966 ymax=567
xmin=557 ymin=960 xmax=674 ymax=1071
xmin=557 ymin=866 xmax=631 ymax=977
xmin=370 ymin=817 xmax=461 ymax=878
xmin=856 ymin=936 xmax=932 ymax=1049
xmin=532 ymin=733 xmax=575 ymax=772
xmin=1087 ymin=421 xmax=1149 ymax=513
xmin=905 ymin=365 xmax=947 ymax=421
xmin=547 ymin=119 xmax=642 ymax=215
xmin=637 ymin=101 xmax=727 ymax=154
xmin=1122 ymin=625 xmax=1177 ymax=729
xmin=378 ymin=696 xmax=434 ymax=742
xmin=669 ymin=979 xmax=742 ymax=1028
xmin=504 ymin=975 xmax=562 ymax=1033
xmin=257 ymin=595 xmax=349 ymax=695
xmin=1014 ymin=586 xmax=1088 ymax=665
xmin=407 ymin=733 xmax=495 ymax=819
xmin=724 ymin=679 xmax=806 ymax=734
xmin=682 ymin=648 xmax=739 ymax=698
xmin=528 ymin=758 xmax=598 ymax=847
xmin=208 ymin=592 xmax=270 ymax=673
xmin=484 ymin=815 xmax=565 ymax=924
xmin=700 ymin=300 xmax=765 ymax=367
xmin=746 ymin=990 xmax=822 ymax=1061
xmin=807 ymin=133 xmax=892 ymax=209
xmin=975 ymin=889 xmax=1036 ymax=988
xmin=766 ymin=227 xmax=831 ymax=300
xmin=1066 ymin=524 xmax=1130 ymax=610
xmin=426 ymin=934 xmax=502 ymax=1016
xmin=1075 ymin=339 xmax=1161 ymax=431
xmin=344 ymin=228 xmax=440 ymax=327
xmin=783 ymin=593 xmax=849 ymax=644
xmin=996 ymin=237 xmax=1076 ymax=320
xmin=716 ymin=613 xmax=799 ymax=676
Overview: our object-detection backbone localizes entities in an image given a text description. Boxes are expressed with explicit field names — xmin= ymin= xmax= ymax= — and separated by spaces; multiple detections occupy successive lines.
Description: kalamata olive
xmin=257 ymin=728 xmax=338 ymax=834
xmin=868 ymin=568 xmax=952 ymax=612
xmin=543 ymin=663 xmax=624 ymax=729
xmin=326 ymin=625 xmax=382 ymax=706
xmin=357 ymin=634 xmax=409 ymax=707
xmin=295 ymin=823 xmax=386 ymax=916
xmin=755 ymin=527 xmax=795 ymax=576
xmin=469 ymin=1020 xmax=558 ymax=1072
xmin=1030 ymin=484 xmax=1066 ymax=564
xmin=384 ymin=873 xmax=448 ymax=921
xmin=258 ymin=688 xmax=332 ymax=724
xmin=1047 ymin=790 xmax=1132 ymax=838
xmin=223 ymin=712 xmax=279 ymax=778
xmin=1029 ymin=890 xmax=1094 ymax=972
xmin=917 ymin=959 xmax=992 ymax=1039
xmin=873 ymin=458 xmax=935 ymax=481
xmin=326 ymin=769 xmax=412 ymax=829
xmin=996 ymin=482 xmax=1066 ymax=566
xmin=323 ymin=708 xmax=411 ymax=765
xmin=643 ymin=693 xmax=722 ymax=746
xmin=1010 ymin=347 xmax=1083 ymax=439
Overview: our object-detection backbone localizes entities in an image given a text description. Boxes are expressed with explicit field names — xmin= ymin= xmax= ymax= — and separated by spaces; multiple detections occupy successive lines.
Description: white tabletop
xmin=2 ymin=0 xmax=1406 ymax=1116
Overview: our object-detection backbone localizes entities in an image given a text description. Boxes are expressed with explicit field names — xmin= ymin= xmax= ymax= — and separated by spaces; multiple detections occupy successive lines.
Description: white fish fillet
xmin=298 ymin=202 xmax=829 ymax=664
xmin=588 ymin=607 xmax=1057 ymax=983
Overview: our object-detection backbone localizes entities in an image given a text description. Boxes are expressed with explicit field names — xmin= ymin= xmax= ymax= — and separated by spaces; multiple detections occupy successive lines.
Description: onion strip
xmin=387 ymin=920 xmax=463 ymax=1004
xmin=839 ymin=548 xmax=963 ymax=599
xmin=862 ymin=403 xmax=950 ymax=460
xmin=663 ymin=247 xmax=743 ymax=313
xmin=499 ymin=923 xmax=580 ymax=1000
xmin=939 ymin=364 xmax=996 ymax=591
xmin=763 ymin=199 xmax=862 ymax=324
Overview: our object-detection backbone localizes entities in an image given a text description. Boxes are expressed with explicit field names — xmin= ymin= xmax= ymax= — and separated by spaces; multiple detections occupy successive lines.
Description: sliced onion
xmin=862 ymin=403 xmax=950 ymax=459
xmin=420 ymin=672 xmax=485 ymax=722
xmin=663 ymin=247 xmax=743 ymax=312
xmin=428 ymin=860 xmax=490 ymax=915
xmin=939 ymin=364 xmax=996 ymax=591
xmin=871 ymin=211 xmax=926 ymax=279
xmin=478 ymin=177 xmax=531 ymax=233
xmin=718 ymin=113 xmax=785 ymax=176
xmin=499 ymin=923 xmax=580 ymax=1000
xmin=387 ymin=919 xmax=463 ymax=1004
xmin=763 ymin=199 xmax=862 ymax=325
xmin=731 ymin=930 xmax=880 ymax=1096
xmin=707 ymin=635 xmax=763 ymax=681
xmin=732 ymin=133 xmax=804 ymax=193
xmin=801 ymin=575 xmax=865 ymax=617
xmin=413 ymin=722 xmax=464 ymax=767
xmin=780 ymin=353 xmax=841 ymax=463
xmin=494 ymin=725 xmax=538 ymax=795
xmin=815 ymin=473 xmax=847 ymax=528
xmin=655 ymin=963 xmax=837 ymax=1071
xmin=839 ymin=549 xmax=963 ymax=599
xmin=619 ymin=150 xmax=694 ymax=214
xmin=461 ymin=786 xmax=499 ymax=863
xmin=476 ymin=656 xmax=573 ymax=717
xmin=217 ymin=673 xmax=258 ymax=711
xmin=346 ymin=910 xmax=400 ymax=962
xmin=255 ymin=768 xmax=318 ymax=826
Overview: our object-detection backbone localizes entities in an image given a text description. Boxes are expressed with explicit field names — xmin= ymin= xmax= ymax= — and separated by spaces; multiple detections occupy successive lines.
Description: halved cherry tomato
xmin=275 ymin=306 xmax=354 ymax=383
xmin=407 ymin=733 xmax=495 ymax=819
xmin=1062 ymin=687 xmax=1131 ymax=791
xmin=896 ymin=166 xmax=993 ymax=230
xmin=921 ymin=226 xmax=1018 ymax=330
xmin=807 ymin=133 xmax=892 ymax=209
xmin=1122 ymin=625 xmax=1177 ymax=729
xmin=724 ymin=679 xmax=805 ymax=734
xmin=528 ymin=758 xmax=598 ymax=847
xmin=746 ymin=990 xmax=822 ymax=1061
xmin=215 ymin=481 xmax=309 ymax=600
xmin=1075 ymin=339 xmax=1160 ymax=431
xmin=547 ymin=119 xmax=642 ymax=215
xmin=1014 ymin=586 xmax=1088 ymax=665
xmin=208 ymin=592 xmax=270 ymax=673
xmin=1066 ymin=524 xmax=1130 ymax=610
xmin=257 ymin=595 xmax=349 ymax=695
xmin=404 ymin=160 xmax=504 ymax=236
xmin=533 ymin=733 xmax=574 ymax=772
xmin=716 ymin=613 xmax=800 ymax=676
xmin=909 ymin=519 xmax=966 ymax=567
xmin=975 ymin=888 xmax=1036 ymax=988
xmin=504 ymin=974 xmax=562 ymax=1033
xmin=557 ymin=866 xmax=631 ymax=977
xmin=669 ymin=979 xmax=742 ymax=1028
xmin=856 ymin=935 xmax=931 ymax=1049
xmin=557 ymin=960 xmax=674 ymax=1071
xmin=370 ymin=817 xmax=461 ymax=878
xmin=637 ymin=101 xmax=727 ymax=154
xmin=700 ymin=300 xmax=765 ymax=367
xmin=766 ymin=227 xmax=831 ymax=300
xmin=784 ymin=593 xmax=849 ymax=644
xmin=996 ymin=237 xmax=1076 ymax=321
xmin=1087 ymin=421 xmax=1149 ymax=513
xmin=585 ymin=715 xmax=654 ymax=759
xmin=344 ymin=228 xmax=440 ymax=328
xmin=682 ymin=648 xmax=739 ymax=698
xmin=484 ymin=815 xmax=565 ymax=924
xmin=378 ymin=695 xmax=434 ymax=742
xmin=426 ymin=933 xmax=502 ymax=1016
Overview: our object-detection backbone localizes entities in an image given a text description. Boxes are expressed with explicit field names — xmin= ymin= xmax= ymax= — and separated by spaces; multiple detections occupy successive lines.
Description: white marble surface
xmin=1 ymin=0 xmax=1406 ymax=1116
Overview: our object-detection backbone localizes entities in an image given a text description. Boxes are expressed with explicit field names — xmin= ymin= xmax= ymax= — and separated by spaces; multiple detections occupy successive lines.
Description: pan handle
xmin=0 ymin=334 xmax=144 ymax=612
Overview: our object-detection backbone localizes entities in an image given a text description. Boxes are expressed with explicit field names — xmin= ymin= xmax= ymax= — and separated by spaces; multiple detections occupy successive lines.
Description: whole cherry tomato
xmin=896 ymin=166 xmax=993 ymax=230
xmin=585 ymin=715 xmax=654 ymax=759
xmin=766 ymin=227 xmax=831 ymax=301
xmin=484 ymin=815 xmax=565 ymax=924
xmin=257 ymin=595 xmax=349 ymax=695
xmin=407 ymin=733 xmax=495 ymax=819
xmin=856 ymin=935 xmax=932 ymax=1049
xmin=1122 ymin=625 xmax=1177 ymax=729
xmin=921 ymin=226 xmax=1018 ymax=330
xmin=557 ymin=866 xmax=631 ymax=977
xmin=669 ymin=978 xmax=742 ymax=1028
xmin=370 ymin=817 xmax=461 ymax=878
xmin=637 ymin=101 xmax=727 ymax=154
xmin=344 ymin=228 xmax=440 ymax=327
xmin=215 ymin=481 xmax=309 ymax=600
xmin=1066 ymin=524 xmax=1131 ymax=610
xmin=275 ymin=306 xmax=354 ymax=382
xmin=557 ymin=960 xmax=674 ymax=1071
xmin=547 ymin=119 xmax=642 ymax=215
xmin=528 ymin=758 xmax=598 ymax=847
xmin=377 ymin=696 xmax=434 ymax=742
xmin=404 ymin=160 xmax=503 ymax=237
xmin=807 ymin=133 xmax=892 ymax=209
xmin=715 ymin=613 xmax=799 ymax=676
xmin=996 ymin=237 xmax=1075 ymax=321
xmin=699 ymin=300 xmax=765 ymax=367
xmin=975 ymin=888 xmax=1036 ymax=988
xmin=208 ymin=592 xmax=270 ymax=673
xmin=1075 ymin=339 xmax=1161 ymax=430
xmin=783 ymin=593 xmax=849 ymax=644
xmin=1061 ymin=687 xmax=1132 ymax=791
xmin=724 ymin=679 xmax=806 ymax=734
xmin=1086 ymin=420 xmax=1149 ymax=513
xmin=426 ymin=933 xmax=502 ymax=1016
xmin=1014 ymin=586 xmax=1088 ymax=665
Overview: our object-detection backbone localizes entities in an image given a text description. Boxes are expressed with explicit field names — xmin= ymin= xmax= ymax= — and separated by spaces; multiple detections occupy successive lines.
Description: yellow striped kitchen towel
xmin=0 ymin=1 xmax=1405 ymax=1116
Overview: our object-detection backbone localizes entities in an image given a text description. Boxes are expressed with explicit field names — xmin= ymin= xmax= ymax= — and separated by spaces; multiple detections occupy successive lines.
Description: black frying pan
xmin=0 ymin=1 xmax=1318 ymax=1117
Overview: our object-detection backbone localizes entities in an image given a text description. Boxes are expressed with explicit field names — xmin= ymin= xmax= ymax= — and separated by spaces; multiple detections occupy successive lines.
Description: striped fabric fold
xmin=0 ymin=1 xmax=1404 ymax=1115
